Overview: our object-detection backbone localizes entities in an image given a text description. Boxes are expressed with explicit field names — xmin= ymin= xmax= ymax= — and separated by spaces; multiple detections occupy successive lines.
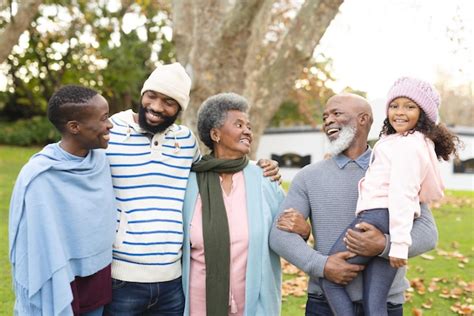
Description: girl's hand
xmin=276 ymin=208 xmax=311 ymax=240
xmin=389 ymin=256 xmax=407 ymax=268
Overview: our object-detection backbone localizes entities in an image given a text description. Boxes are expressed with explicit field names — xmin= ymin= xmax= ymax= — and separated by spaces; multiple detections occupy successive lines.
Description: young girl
xmin=321 ymin=77 xmax=460 ymax=315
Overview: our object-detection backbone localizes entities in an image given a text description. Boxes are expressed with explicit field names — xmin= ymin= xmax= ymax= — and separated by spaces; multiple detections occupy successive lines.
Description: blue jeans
xmin=103 ymin=277 xmax=184 ymax=316
xmin=80 ymin=306 xmax=103 ymax=316
xmin=320 ymin=208 xmax=398 ymax=316
xmin=305 ymin=293 xmax=403 ymax=316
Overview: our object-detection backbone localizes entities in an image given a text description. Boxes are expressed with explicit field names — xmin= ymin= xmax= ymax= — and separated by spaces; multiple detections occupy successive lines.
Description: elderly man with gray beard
xmin=269 ymin=93 xmax=438 ymax=316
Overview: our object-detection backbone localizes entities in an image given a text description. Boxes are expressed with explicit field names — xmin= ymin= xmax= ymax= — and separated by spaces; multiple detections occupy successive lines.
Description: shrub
xmin=0 ymin=116 xmax=60 ymax=146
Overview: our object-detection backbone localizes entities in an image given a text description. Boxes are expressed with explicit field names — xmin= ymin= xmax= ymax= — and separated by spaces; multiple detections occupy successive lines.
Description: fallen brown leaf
xmin=420 ymin=254 xmax=435 ymax=260
xmin=464 ymin=282 xmax=474 ymax=293
xmin=450 ymin=302 xmax=474 ymax=315
xmin=405 ymin=291 xmax=414 ymax=302
xmin=421 ymin=298 xmax=433 ymax=309
xmin=428 ymin=280 xmax=439 ymax=293
xmin=439 ymin=287 xmax=451 ymax=299
xmin=450 ymin=287 xmax=464 ymax=299
xmin=281 ymin=259 xmax=301 ymax=275
xmin=437 ymin=249 xmax=449 ymax=256
xmin=281 ymin=276 xmax=308 ymax=297
xmin=410 ymin=278 xmax=426 ymax=295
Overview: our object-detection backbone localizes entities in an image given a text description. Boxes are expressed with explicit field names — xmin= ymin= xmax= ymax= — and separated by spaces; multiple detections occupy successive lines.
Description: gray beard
xmin=326 ymin=125 xmax=357 ymax=157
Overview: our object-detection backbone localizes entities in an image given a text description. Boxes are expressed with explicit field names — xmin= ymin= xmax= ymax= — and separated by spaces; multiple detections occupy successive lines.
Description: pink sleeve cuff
xmin=389 ymin=242 xmax=409 ymax=259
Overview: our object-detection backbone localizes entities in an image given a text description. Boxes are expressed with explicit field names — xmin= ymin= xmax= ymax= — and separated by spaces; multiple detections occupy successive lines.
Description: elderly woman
xmin=181 ymin=93 xmax=308 ymax=316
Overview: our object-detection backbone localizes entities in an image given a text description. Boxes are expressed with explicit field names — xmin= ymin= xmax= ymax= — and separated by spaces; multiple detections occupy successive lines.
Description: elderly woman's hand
xmin=276 ymin=208 xmax=311 ymax=240
xmin=257 ymin=159 xmax=281 ymax=183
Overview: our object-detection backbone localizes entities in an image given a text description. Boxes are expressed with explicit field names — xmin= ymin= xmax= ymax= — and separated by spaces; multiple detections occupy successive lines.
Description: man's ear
xmin=65 ymin=120 xmax=80 ymax=135
xmin=358 ymin=113 xmax=370 ymax=126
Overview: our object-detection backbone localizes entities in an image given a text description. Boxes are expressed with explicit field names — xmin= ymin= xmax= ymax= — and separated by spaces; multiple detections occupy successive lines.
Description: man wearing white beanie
xmin=103 ymin=63 xmax=280 ymax=315
xmin=103 ymin=63 xmax=195 ymax=315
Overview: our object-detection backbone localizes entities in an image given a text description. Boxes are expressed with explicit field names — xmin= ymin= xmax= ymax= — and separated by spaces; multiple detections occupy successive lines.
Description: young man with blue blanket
xmin=9 ymin=85 xmax=116 ymax=315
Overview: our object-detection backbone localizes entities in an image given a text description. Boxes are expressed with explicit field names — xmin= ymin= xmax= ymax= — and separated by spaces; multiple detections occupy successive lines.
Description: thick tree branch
xmin=252 ymin=0 xmax=342 ymax=112
xmin=243 ymin=0 xmax=276 ymax=82
xmin=279 ymin=0 xmax=342 ymax=64
xmin=172 ymin=0 xmax=196 ymax=64
xmin=246 ymin=0 xmax=343 ymax=153
xmin=0 ymin=0 xmax=43 ymax=63
xmin=219 ymin=0 xmax=262 ymax=38
xmin=175 ymin=0 xmax=344 ymax=158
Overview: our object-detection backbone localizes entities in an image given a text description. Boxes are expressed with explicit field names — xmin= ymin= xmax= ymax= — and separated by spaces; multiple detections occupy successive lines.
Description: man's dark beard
xmin=138 ymin=106 xmax=179 ymax=134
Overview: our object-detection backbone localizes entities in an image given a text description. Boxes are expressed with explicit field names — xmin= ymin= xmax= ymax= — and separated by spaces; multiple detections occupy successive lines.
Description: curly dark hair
xmin=379 ymin=109 xmax=460 ymax=161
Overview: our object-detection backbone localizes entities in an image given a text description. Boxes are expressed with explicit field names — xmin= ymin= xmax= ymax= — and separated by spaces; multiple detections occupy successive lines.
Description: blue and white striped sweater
xmin=107 ymin=110 xmax=200 ymax=282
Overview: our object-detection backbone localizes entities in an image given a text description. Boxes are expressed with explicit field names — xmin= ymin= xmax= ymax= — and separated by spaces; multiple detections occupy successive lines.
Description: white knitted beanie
xmin=141 ymin=63 xmax=192 ymax=111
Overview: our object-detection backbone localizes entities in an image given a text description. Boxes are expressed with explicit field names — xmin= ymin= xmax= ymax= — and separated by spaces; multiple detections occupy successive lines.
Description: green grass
xmin=280 ymin=191 xmax=474 ymax=315
xmin=282 ymin=295 xmax=307 ymax=314
xmin=1 ymin=146 xmax=473 ymax=315
xmin=402 ymin=192 xmax=474 ymax=314
xmin=0 ymin=145 xmax=41 ymax=314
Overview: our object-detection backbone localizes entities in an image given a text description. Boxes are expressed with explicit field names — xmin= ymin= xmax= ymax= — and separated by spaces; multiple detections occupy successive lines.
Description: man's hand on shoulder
xmin=323 ymin=252 xmax=364 ymax=285
xmin=344 ymin=222 xmax=386 ymax=257
xmin=257 ymin=158 xmax=281 ymax=183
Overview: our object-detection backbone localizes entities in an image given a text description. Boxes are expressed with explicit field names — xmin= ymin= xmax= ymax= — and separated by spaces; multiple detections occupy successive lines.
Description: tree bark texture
xmin=0 ymin=0 xmax=43 ymax=64
xmin=173 ymin=0 xmax=343 ymax=157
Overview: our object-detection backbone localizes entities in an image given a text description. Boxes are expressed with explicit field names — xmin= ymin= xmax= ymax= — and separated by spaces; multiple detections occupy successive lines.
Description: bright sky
xmin=316 ymin=0 xmax=474 ymax=100
xmin=1 ymin=0 xmax=473 ymax=99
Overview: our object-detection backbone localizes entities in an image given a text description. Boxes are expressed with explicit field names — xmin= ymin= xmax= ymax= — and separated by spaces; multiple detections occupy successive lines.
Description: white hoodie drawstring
xmin=173 ymin=131 xmax=180 ymax=153
xmin=123 ymin=125 xmax=131 ymax=142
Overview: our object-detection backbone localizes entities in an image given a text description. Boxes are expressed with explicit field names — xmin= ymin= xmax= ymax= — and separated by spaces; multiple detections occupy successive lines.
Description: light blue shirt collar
xmin=333 ymin=147 xmax=372 ymax=170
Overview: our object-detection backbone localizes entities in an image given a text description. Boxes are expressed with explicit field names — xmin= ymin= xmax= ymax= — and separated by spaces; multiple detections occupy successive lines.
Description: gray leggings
xmin=320 ymin=208 xmax=398 ymax=316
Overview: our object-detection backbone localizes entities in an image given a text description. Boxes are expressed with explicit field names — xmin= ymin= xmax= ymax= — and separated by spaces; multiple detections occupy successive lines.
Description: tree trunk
xmin=173 ymin=0 xmax=343 ymax=157
xmin=0 ymin=0 xmax=43 ymax=64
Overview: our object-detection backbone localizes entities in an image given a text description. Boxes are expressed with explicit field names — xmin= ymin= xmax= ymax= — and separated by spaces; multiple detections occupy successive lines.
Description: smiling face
xmin=138 ymin=90 xmax=180 ymax=134
xmin=322 ymin=97 xmax=359 ymax=142
xmin=321 ymin=94 xmax=373 ymax=157
xmin=388 ymin=97 xmax=421 ymax=134
xmin=212 ymin=110 xmax=252 ymax=159
xmin=76 ymin=94 xmax=112 ymax=150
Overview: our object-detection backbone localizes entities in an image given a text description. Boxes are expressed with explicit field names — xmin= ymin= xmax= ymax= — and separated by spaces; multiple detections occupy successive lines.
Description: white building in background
xmin=256 ymin=125 xmax=474 ymax=191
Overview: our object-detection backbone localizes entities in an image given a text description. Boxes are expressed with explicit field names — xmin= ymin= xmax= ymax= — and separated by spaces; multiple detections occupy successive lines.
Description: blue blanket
xmin=9 ymin=143 xmax=116 ymax=315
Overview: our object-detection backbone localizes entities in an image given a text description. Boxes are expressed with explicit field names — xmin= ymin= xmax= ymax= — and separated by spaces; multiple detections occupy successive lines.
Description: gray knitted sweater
xmin=269 ymin=149 xmax=438 ymax=304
